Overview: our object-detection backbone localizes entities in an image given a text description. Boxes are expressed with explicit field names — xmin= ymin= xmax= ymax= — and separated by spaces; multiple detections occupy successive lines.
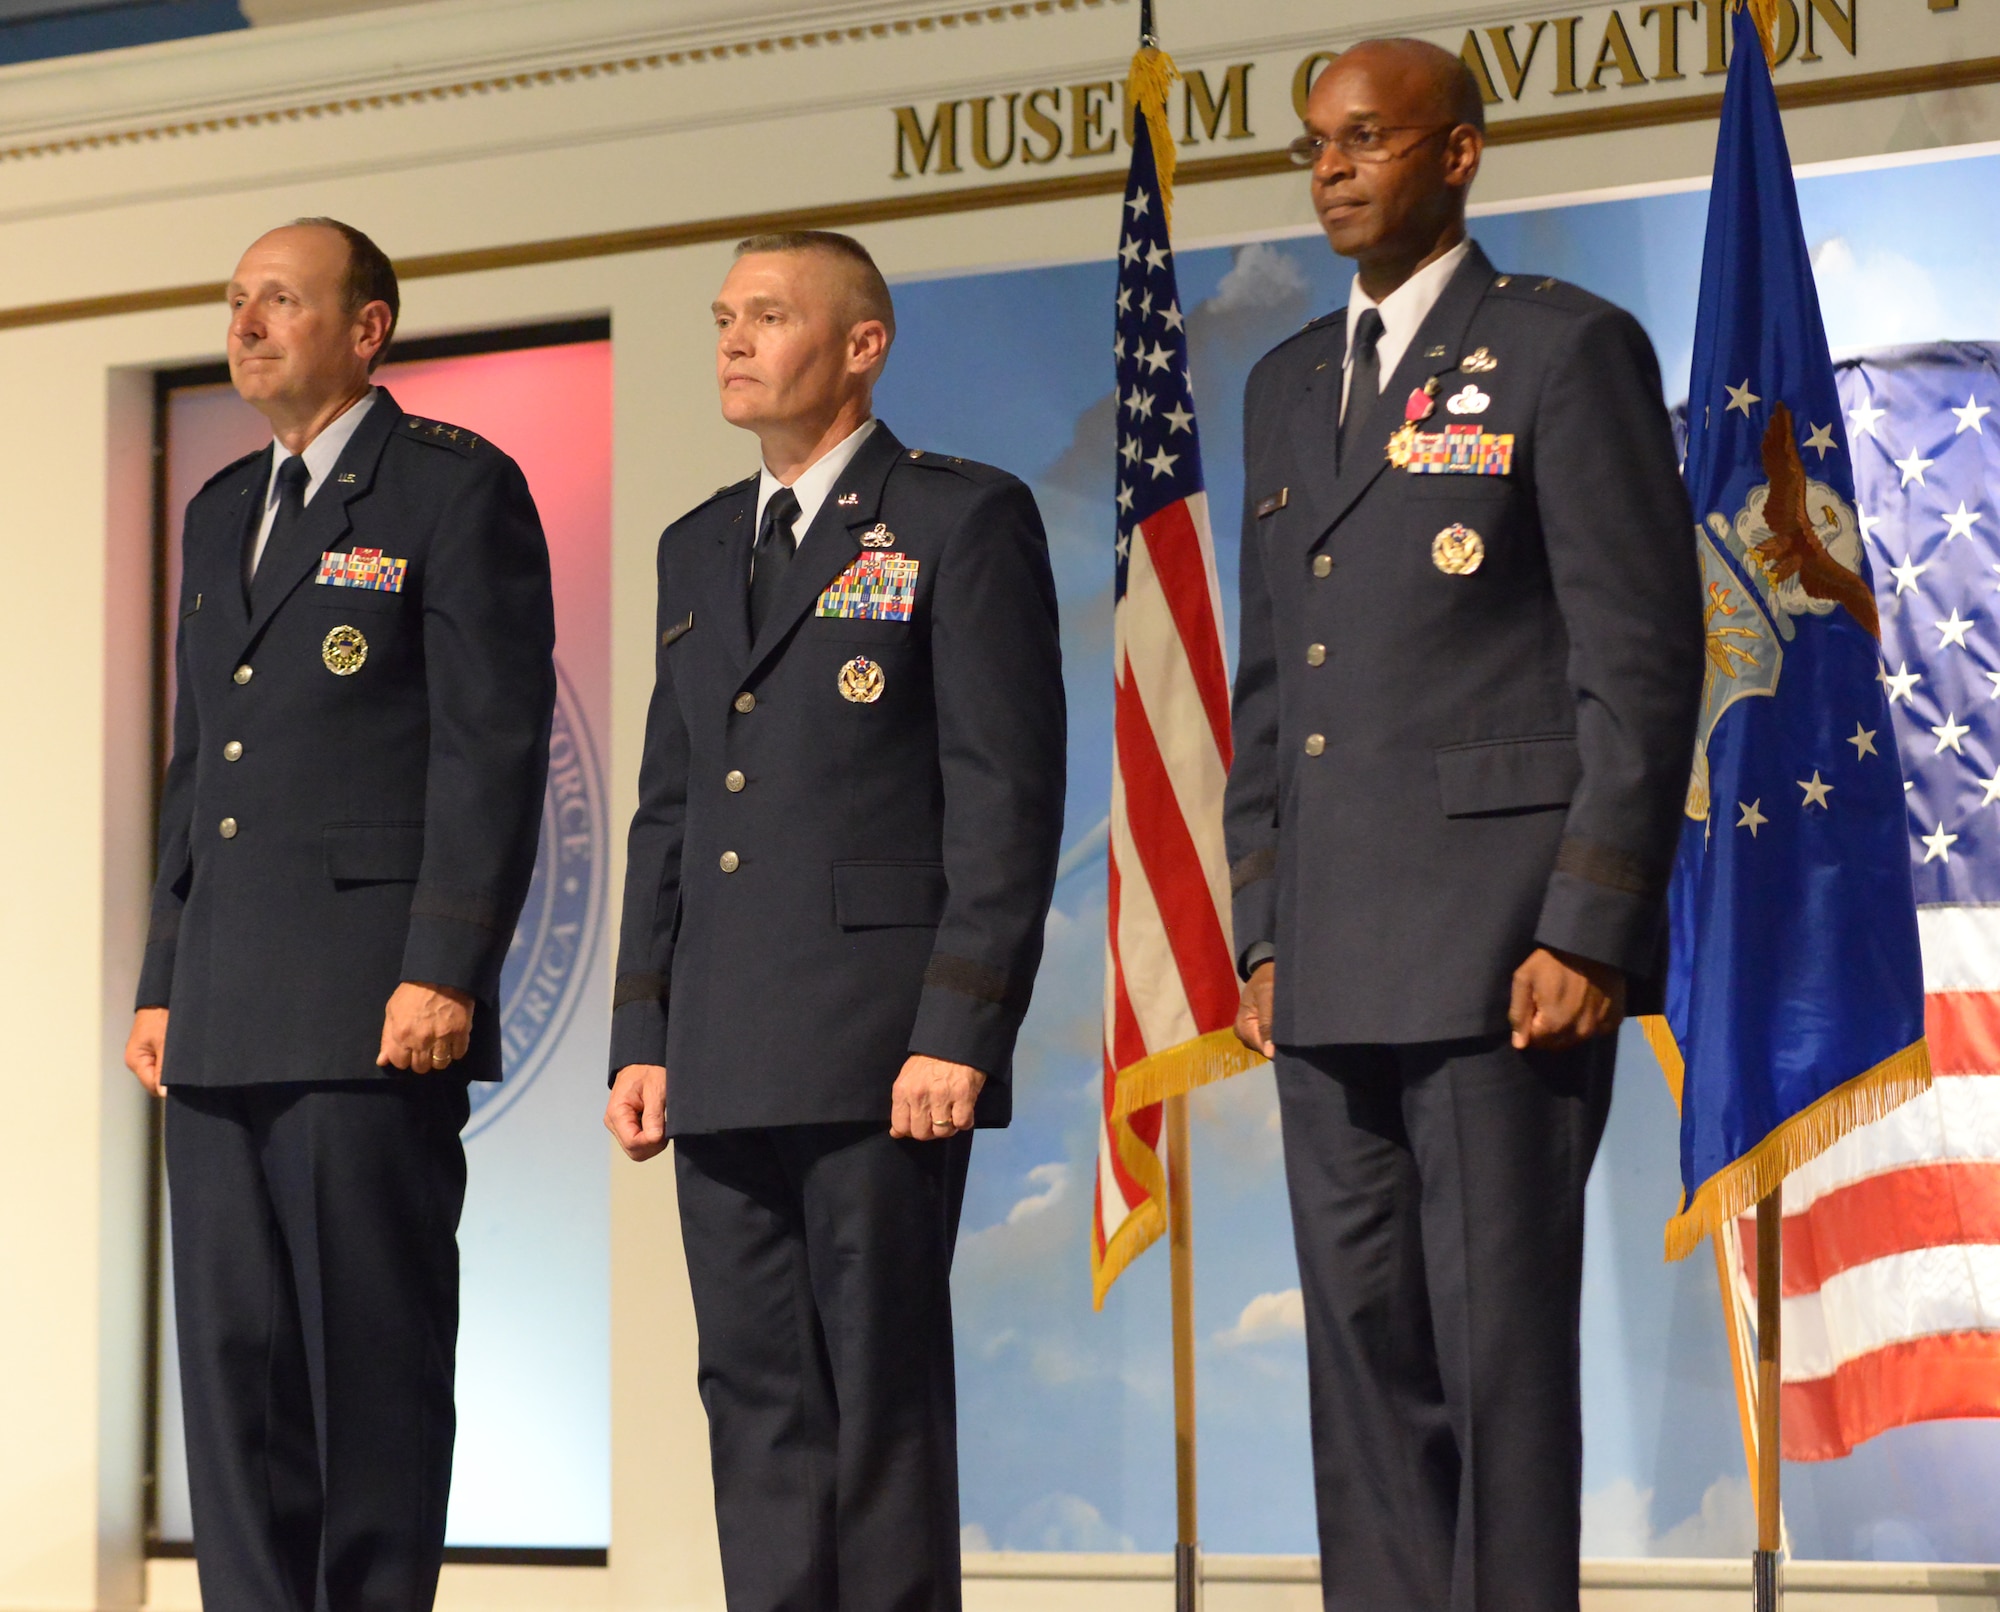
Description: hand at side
xmin=606 ymin=1064 xmax=668 ymax=1161
xmin=1234 ymin=961 xmax=1276 ymax=1058
xmin=890 ymin=1055 xmax=986 ymax=1140
xmin=1509 ymin=946 xmax=1626 ymax=1051
xmin=377 ymin=982 xmax=475 ymax=1073
xmin=125 ymin=1007 xmax=169 ymax=1097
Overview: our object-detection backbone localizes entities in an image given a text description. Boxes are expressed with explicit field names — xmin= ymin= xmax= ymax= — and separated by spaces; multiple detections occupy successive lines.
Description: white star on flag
xmin=1737 ymin=799 xmax=1768 ymax=836
xmin=1981 ymin=767 xmax=2000 ymax=807
xmin=1953 ymin=394 xmax=1991 ymax=434
xmin=1933 ymin=713 xmax=1972 ymax=754
xmin=1145 ymin=447 xmax=1179 ymax=478
xmin=1922 ymin=822 xmax=1960 ymax=863
xmin=1116 ymin=485 xmax=1134 ymax=513
xmin=1804 ymin=422 xmax=1837 ymax=458
xmin=1799 ymin=770 xmax=1834 ymax=808
xmin=1142 ymin=343 xmax=1171 ymax=374
xmin=1943 ymin=501 xmax=1983 ymax=542
xmin=1896 ymin=447 xmax=1936 ymax=487
xmin=1888 ymin=554 xmax=1928 ymax=595
xmin=1161 ymin=303 xmax=1185 ymax=333
xmin=1848 ymin=724 xmax=1879 ymax=759
xmin=1144 ymin=242 xmax=1169 ymax=273
xmin=1126 ymin=190 xmax=1152 ymax=219
xmin=1726 ymin=380 xmax=1761 ymax=415
xmin=1881 ymin=661 xmax=1923 ymax=703
xmin=1163 ymin=402 xmax=1194 ymax=434
xmin=1936 ymin=608 xmax=1977 ymax=649
xmin=1987 ymin=669 xmax=2000 ymax=700
xmin=1119 ymin=238 xmax=1142 ymax=267
xmin=1848 ymin=399 xmax=1887 ymax=439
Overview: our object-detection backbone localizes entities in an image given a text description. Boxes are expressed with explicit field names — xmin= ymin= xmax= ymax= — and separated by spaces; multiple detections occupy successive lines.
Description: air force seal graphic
xmin=466 ymin=660 xmax=607 ymax=1139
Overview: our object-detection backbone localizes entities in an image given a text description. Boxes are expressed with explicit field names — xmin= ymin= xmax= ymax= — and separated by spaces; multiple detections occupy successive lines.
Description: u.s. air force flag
xmin=1646 ymin=0 xmax=1930 ymax=1261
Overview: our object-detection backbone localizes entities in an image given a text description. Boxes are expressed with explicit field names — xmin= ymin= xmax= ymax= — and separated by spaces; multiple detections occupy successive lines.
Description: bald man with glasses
xmin=1225 ymin=39 xmax=1703 ymax=1610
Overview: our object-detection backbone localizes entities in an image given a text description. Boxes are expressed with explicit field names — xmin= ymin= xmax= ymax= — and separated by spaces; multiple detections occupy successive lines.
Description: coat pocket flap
xmin=832 ymin=861 xmax=948 ymax=928
xmin=1434 ymin=735 xmax=1579 ymax=817
xmin=324 ymin=821 xmax=426 ymax=883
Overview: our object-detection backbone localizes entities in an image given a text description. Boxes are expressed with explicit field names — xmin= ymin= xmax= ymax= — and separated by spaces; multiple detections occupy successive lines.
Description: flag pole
xmin=1166 ymin=1092 xmax=1201 ymax=1612
xmin=1753 ymin=1187 xmax=1783 ymax=1611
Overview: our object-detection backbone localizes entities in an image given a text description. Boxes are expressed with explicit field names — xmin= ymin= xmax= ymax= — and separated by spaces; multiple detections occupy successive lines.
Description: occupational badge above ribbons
xmin=838 ymin=656 xmax=885 ymax=704
xmin=322 ymin=624 xmax=368 ymax=676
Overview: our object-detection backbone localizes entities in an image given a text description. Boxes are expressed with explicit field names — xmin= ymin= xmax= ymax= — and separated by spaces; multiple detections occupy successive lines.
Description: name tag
xmin=316 ymin=548 xmax=408 ymax=592
xmin=818 ymin=552 xmax=919 ymax=622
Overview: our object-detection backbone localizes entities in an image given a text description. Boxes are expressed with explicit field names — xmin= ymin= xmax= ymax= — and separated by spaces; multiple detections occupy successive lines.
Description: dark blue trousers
xmin=166 ymin=1079 xmax=469 ymax=1612
xmin=1275 ymin=1034 xmax=1614 ymax=1612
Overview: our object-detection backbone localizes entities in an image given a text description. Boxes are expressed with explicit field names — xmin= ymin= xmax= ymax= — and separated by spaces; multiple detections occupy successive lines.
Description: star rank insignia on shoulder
xmin=401 ymin=415 xmax=487 ymax=456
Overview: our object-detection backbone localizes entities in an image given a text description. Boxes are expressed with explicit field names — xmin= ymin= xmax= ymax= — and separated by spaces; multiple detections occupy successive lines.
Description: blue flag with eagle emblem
xmin=1647 ymin=1 xmax=1930 ymax=1261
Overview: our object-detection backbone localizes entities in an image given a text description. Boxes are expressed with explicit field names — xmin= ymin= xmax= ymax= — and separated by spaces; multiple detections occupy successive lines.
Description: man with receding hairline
xmin=1226 ymin=38 xmax=1702 ymax=1609
xmin=127 ymin=217 xmax=555 ymax=1612
xmin=608 ymin=230 xmax=1064 ymax=1612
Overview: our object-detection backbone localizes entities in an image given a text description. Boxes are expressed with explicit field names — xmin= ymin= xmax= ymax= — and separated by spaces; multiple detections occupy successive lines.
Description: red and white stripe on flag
xmin=1092 ymin=489 xmax=1261 ymax=1306
xmin=1727 ymin=904 xmax=2000 ymax=1458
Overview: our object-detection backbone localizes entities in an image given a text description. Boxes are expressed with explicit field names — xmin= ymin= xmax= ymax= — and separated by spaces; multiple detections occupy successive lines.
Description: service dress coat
xmin=138 ymin=389 xmax=558 ymax=1086
xmin=1225 ymin=243 xmax=1706 ymax=1044
xmin=609 ymin=421 xmax=1066 ymax=1134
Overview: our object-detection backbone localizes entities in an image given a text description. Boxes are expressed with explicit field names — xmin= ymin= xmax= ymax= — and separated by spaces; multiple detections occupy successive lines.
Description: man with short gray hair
xmin=608 ymin=230 xmax=1065 ymax=1611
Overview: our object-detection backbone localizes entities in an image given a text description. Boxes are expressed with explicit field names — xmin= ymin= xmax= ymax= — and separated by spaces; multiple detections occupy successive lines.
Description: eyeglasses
xmin=1286 ymin=123 xmax=1456 ymax=168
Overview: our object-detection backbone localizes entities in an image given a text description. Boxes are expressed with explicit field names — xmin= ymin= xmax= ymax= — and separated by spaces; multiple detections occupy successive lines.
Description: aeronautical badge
xmin=859 ymin=523 xmax=896 ymax=548
xmin=1445 ymin=384 xmax=1490 ymax=416
xmin=1460 ymin=347 xmax=1498 ymax=373
xmin=322 ymin=624 xmax=368 ymax=675
xmin=1431 ymin=524 xmax=1485 ymax=576
xmin=838 ymin=656 xmax=885 ymax=704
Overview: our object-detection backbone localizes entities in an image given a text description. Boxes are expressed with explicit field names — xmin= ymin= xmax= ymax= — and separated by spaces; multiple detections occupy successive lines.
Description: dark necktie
xmin=749 ymin=486 xmax=801 ymax=640
xmin=1338 ymin=306 xmax=1386 ymax=472
xmin=249 ymin=454 xmax=311 ymax=605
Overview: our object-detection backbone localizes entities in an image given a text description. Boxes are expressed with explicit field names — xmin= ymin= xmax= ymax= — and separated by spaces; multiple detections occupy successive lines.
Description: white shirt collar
xmin=267 ymin=387 xmax=378 ymax=509
xmin=1343 ymin=238 xmax=1475 ymax=402
xmin=756 ymin=417 xmax=879 ymax=544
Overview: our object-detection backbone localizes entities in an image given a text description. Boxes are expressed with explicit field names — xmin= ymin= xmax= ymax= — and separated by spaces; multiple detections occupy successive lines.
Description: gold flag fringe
xmin=1639 ymin=1013 xmax=1686 ymax=1109
xmin=1730 ymin=0 xmax=1781 ymax=68
xmin=1109 ymin=1026 xmax=1268 ymax=1122
xmin=1126 ymin=45 xmax=1181 ymax=229
xmin=1661 ymin=1034 xmax=1932 ymax=1262
xmin=1092 ymin=1105 xmax=1169 ymax=1309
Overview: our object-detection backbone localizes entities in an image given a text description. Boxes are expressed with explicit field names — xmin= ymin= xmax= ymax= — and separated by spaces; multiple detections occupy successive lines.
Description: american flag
xmin=1091 ymin=71 xmax=1257 ymax=1305
xmin=1728 ymin=342 xmax=2000 ymax=1459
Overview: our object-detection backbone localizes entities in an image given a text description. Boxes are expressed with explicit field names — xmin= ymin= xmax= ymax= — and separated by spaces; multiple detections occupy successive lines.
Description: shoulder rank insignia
xmin=1255 ymin=489 xmax=1289 ymax=518
xmin=819 ymin=552 xmax=918 ymax=621
xmin=660 ymin=612 xmax=694 ymax=649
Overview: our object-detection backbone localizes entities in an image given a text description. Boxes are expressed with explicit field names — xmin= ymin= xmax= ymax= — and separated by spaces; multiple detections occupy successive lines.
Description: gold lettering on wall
xmin=1184 ymin=64 xmax=1254 ymax=143
xmin=890 ymin=1 xmax=1885 ymax=180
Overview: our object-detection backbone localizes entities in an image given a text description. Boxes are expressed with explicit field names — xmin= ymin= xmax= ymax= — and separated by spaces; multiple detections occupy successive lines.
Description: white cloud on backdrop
xmin=1211 ymin=241 xmax=1312 ymax=316
xmin=1005 ymin=1492 xmax=1139 ymax=1553
xmin=1582 ymin=1474 xmax=1755 ymax=1558
xmin=1006 ymin=1163 xmax=1071 ymax=1225
xmin=1214 ymin=1288 xmax=1305 ymax=1350
xmin=1811 ymin=235 xmax=1948 ymax=354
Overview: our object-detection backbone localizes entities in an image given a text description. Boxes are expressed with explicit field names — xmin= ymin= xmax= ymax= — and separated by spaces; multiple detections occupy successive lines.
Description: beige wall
xmin=5 ymin=2 xmax=2000 ymax=1609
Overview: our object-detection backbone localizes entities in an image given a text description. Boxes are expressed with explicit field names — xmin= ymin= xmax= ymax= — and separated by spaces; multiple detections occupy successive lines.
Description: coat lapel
xmin=215 ymin=446 xmax=270 ymax=631
xmin=1310 ymin=242 xmax=1501 ymax=544
xmin=1287 ymin=322 xmax=1346 ymax=520
xmin=744 ymin=422 xmax=905 ymax=673
xmin=240 ymin=389 xmax=401 ymax=649
xmin=707 ymin=480 xmax=758 ymax=672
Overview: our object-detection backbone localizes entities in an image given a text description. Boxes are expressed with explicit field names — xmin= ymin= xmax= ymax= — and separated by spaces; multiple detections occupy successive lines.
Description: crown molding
xmin=0 ymin=0 xmax=1130 ymax=155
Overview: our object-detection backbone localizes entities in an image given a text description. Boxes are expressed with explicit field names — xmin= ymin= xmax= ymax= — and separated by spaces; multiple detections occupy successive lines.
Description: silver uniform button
xmin=1303 ymin=735 xmax=1326 ymax=757
xmin=734 ymin=692 xmax=756 ymax=714
xmin=1311 ymin=555 xmax=1332 ymax=578
xmin=223 ymin=740 xmax=243 ymax=761
xmin=725 ymin=770 xmax=746 ymax=793
xmin=219 ymin=817 xmax=239 ymax=839
xmin=719 ymin=851 xmax=740 ymax=873
xmin=1305 ymin=644 xmax=1327 ymax=667
xmin=233 ymin=664 xmax=254 ymax=685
